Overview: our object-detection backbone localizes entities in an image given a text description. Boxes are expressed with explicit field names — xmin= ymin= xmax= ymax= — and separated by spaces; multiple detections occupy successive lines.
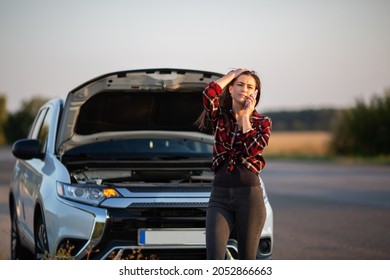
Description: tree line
xmin=1 ymin=88 xmax=389 ymax=157
xmin=265 ymin=87 xmax=390 ymax=157
xmin=329 ymin=88 xmax=390 ymax=156
xmin=0 ymin=94 xmax=48 ymax=145
xmin=265 ymin=108 xmax=338 ymax=131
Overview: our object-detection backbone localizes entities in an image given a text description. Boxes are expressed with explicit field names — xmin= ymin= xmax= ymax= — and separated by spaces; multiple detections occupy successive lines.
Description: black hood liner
xmin=75 ymin=91 xmax=206 ymax=135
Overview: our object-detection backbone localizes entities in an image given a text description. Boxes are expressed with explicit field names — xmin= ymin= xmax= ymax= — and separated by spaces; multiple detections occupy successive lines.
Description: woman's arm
xmin=214 ymin=68 xmax=248 ymax=89
xmin=239 ymin=116 xmax=272 ymax=157
xmin=201 ymin=69 xmax=247 ymax=126
xmin=242 ymin=89 xmax=258 ymax=132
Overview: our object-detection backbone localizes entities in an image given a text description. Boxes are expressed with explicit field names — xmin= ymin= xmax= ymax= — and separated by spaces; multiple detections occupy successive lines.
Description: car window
xmin=37 ymin=107 xmax=53 ymax=153
xmin=29 ymin=108 xmax=47 ymax=139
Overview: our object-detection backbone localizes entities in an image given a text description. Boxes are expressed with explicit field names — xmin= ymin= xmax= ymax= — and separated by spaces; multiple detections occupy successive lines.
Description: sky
xmin=1 ymin=0 xmax=389 ymax=113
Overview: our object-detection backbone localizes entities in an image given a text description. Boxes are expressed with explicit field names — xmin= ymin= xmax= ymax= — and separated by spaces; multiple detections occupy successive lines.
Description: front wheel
xmin=34 ymin=214 xmax=50 ymax=259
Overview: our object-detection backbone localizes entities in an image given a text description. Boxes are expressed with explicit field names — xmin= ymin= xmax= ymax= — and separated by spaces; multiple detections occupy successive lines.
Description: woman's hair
xmin=195 ymin=70 xmax=261 ymax=131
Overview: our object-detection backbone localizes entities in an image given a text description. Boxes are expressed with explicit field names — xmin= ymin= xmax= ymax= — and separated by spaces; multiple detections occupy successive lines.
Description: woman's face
xmin=229 ymin=74 xmax=257 ymax=107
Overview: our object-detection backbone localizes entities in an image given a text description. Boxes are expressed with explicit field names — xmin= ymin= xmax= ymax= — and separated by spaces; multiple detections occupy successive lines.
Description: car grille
xmin=128 ymin=206 xmax=206 ymax=217
xmin=126 ymin=186 xmax=212 ymax=193
xmin=109 ymin=207 xmax=207 ymax=231
xmin=87 ymin=207 xmax=207 ymax=259
xmin=112 ymin=207 xmax=204 ymax=234
xmin=128 ymin=202 xmax=208 ymax=208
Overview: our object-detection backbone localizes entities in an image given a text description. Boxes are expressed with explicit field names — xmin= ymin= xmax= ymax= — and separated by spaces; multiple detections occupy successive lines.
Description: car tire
xmin=34 ymin=214 xmax=49 ymax=260
xmin=10 ymin=204 xmax=33 ymax=260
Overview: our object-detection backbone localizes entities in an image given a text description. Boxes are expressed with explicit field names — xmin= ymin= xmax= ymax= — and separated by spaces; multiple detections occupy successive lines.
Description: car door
xmin=17 ymin=106 xmax=53 ymax=241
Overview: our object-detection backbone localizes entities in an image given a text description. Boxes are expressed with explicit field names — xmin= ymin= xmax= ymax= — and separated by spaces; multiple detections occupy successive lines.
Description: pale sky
xmin=1 ymin=0 xmax=389 ymax=113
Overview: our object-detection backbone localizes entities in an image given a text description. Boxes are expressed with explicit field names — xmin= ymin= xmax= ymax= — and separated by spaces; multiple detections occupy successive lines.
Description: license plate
xmin=138 ymin=228 xmax=206 ymax=246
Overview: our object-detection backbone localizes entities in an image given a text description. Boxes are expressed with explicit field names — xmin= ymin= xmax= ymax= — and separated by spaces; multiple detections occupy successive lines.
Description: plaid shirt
xmin=202 ymin=82 xmax=272 ymax=174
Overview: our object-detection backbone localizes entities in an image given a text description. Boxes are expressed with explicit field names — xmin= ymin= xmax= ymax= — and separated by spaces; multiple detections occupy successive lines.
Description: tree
xmin=330 ymin=88 xmax=390 ymax=156
xmin=4 ymin=96 xmax=48 ymax=144
xmin=0 ymin=94 xmax=7 ymax=144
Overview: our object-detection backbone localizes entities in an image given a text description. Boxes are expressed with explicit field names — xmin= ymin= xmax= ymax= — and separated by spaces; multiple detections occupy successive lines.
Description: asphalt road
xmin=0 ymin=147 xmax=14 ymax=260
xmin=1 ymin=146 xmax=390 ymax=260
xmin=262 ymin=159 xmax=390 ymax=259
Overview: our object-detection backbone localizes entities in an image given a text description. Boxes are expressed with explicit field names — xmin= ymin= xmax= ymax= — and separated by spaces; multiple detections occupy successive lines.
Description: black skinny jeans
xmin=206 ymin=183 xmax=266 ymax=260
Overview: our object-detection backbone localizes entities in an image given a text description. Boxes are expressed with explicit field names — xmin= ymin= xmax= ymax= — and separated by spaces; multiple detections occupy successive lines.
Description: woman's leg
xmin=206 ymin=187 xmax=234 ymax=260
xmin=235 ymin=186 xmax=266 ymax=259
xmin=206 ymin=206 xmax=233 ymax=259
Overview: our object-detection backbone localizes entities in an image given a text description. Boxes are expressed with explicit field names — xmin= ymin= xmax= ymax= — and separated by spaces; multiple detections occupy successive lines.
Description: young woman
xmin=196 ymin=68 xmax=272 ymax=259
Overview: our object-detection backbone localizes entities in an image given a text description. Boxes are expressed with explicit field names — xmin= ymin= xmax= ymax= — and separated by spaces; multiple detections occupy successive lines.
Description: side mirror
xmin=12 ymin=139 xmax=44 ymax=160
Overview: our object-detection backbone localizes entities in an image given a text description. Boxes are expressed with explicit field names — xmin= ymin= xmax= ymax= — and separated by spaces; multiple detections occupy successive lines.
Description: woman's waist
xmin=213 ymin=160 xmax=260 ymax=187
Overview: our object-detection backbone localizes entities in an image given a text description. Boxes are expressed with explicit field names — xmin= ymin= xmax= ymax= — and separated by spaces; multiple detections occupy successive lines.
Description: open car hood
xmin=56 ymin=68 xmax=222 ymax=155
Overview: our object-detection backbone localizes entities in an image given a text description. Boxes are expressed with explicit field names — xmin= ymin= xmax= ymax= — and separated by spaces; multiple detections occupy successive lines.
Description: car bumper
xmin=48 ymin=197 xmax=273 ymax=260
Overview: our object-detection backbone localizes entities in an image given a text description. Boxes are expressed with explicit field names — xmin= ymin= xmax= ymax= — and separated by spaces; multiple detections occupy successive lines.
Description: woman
xmin=196 ymin=68 xmax=272 ymax=259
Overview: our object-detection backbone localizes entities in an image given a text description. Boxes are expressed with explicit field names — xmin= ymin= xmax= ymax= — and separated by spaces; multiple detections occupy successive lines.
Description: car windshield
xmin=64 ymin=138 xmax=213 ymax=160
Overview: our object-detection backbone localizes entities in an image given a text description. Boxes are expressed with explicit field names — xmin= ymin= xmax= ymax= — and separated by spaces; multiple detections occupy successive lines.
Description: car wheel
xmin=34 ymin=214 xmax=49 ymax=260
xmin=10 ymin=204 xmax=32 ymax=260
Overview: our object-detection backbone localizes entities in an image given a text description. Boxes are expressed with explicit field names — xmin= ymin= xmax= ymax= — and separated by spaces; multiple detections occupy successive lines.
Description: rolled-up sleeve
xmin=202 ymin=82 xmax=222 ymax=124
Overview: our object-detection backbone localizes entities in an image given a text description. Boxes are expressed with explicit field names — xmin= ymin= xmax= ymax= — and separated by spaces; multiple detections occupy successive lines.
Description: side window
xmin=30 ymin=108 xmax=47 ymax=139
xmin=37 ymin=107 xmax=53 ymax=153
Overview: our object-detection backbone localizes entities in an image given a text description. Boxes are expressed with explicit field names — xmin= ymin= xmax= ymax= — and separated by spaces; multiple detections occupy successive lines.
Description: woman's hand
xmin=244 ymin=89 xmax=258 ymax=113
xmin=242 ymin=89 xmax=258 ymax=132
xmin=228 ymin=68 xmax=249 ymax=79
xmin=215 ymin=68 xmax=249 ymax=89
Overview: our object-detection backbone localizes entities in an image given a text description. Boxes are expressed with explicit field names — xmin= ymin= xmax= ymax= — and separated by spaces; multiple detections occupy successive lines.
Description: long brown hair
xmin=195 ymin=70 xmax=261 ymax=131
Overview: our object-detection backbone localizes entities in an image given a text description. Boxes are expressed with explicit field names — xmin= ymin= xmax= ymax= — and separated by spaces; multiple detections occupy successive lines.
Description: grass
xmin=47 ymin=242 xmax=158 ymax=260
xmin=264 ymin=131 xmax=332 ymax=158
xmin=264 ymin=131 xmax=390 ymax=164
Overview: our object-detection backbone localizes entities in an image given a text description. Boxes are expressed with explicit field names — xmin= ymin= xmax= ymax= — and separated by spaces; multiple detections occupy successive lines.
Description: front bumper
xmin=52 ymin=192 xmax=273 ymax=260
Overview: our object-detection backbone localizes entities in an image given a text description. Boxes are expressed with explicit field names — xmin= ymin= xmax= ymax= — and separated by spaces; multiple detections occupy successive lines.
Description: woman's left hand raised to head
xmin=216 ymin=68 xmax=249 ymax=89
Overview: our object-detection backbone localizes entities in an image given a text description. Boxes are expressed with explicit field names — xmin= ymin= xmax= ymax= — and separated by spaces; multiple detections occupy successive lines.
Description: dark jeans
xmin=206 ymin=185 xmax=266 ymax=260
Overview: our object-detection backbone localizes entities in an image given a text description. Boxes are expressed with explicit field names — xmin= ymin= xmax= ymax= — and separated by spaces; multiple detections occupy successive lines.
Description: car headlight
xmin=57 ymin=182 xmax=121 ymax=206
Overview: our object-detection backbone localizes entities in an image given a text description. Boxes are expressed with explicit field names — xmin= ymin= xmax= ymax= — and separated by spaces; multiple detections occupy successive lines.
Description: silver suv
xmin=9 ymin=68 xmax=273 ymax=260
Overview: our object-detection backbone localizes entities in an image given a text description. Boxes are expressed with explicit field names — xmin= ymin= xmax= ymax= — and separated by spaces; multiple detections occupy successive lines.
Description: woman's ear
xmin=228 ymin=85 xmax=233 ymax=95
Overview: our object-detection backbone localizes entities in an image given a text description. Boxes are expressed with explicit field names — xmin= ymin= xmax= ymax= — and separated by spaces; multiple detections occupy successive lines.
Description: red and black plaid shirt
xmin=202 ymin=82 xmax=272 ymax=174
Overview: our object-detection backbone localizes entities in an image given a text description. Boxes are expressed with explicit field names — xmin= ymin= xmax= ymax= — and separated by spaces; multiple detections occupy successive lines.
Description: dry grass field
xmin=264 ymin=131 xmax=332 ymax=157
